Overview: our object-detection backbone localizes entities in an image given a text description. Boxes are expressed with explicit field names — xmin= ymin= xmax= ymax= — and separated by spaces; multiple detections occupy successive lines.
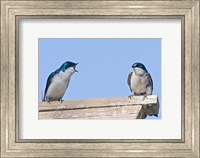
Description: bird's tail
xmin=148 ymin=104 xmax=158 ymax=117
xmin=143 ymin=104 xmax=158 ymax=118
xmin=41 ymin=91 xmax=45 ymax=102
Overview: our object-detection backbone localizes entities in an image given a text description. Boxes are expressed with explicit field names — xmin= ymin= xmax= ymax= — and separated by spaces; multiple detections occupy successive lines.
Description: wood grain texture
xmin=39 ymin=95 xmax=159 ymax=119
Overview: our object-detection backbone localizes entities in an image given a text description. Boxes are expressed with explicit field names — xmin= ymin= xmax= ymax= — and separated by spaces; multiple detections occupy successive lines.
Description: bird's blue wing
xmin=43 ymin=72 xmax=55 ymax=101
xmin=43 ymin=70 xmax=59 ymax=101
xmin=147 ymin=72 xmax=153 ymax=92
xmin=127 ymin=72 xmax=133 ymax=92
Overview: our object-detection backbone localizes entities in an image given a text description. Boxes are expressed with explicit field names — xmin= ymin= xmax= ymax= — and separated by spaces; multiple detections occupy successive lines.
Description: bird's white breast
xmin=130 ymin=69 xmax=148 ymax=94
xmin=46 ymin=67 xmax=75 ymax=100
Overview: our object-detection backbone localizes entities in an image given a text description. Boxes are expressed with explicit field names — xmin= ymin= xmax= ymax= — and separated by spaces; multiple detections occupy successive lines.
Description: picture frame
xmin=1 ymin=0 xmax=199 ymax=157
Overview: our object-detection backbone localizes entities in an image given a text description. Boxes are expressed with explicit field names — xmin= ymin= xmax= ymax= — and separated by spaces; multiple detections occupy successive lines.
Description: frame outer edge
xmin=1 ymin=1 xmax=9 ymax=157
xmin=192 ymin=1 xmax=200 ymax=157
xmin=1 ymin=0 xmax=200 ymax=157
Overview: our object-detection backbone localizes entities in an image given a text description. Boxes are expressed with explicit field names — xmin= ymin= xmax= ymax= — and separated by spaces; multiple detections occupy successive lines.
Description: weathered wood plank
xmin=38 ymin=95 xmax=159 ymax=119
xmin=39 ymin=105 xmax=142 ymax=119
xmin=39 ymin=95 xmax=158 ymax=111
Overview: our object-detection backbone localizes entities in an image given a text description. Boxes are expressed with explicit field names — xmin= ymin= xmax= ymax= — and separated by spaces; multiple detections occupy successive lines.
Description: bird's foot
xmin=142 ymin=94 xmax=148 ymax=100
xmin=59 ymin=99 xmax=63 ymax=103
xmin=128 ymin=94 xmax=134 ymax=99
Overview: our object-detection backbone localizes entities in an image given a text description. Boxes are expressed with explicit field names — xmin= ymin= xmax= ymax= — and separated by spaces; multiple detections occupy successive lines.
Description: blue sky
xmin=39 ymin=38 xmax=161 ymax=119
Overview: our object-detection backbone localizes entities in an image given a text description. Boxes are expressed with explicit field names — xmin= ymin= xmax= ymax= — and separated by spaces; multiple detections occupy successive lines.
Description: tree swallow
xmin=43 ymin=61 xmax=78 ymax=102
xmin=127 ymin=62 xmax=157 ymax=118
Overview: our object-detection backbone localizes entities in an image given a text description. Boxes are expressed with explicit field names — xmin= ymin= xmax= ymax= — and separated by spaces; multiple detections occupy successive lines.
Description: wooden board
xmin=39 ymin=95 xmax=159 ymax=119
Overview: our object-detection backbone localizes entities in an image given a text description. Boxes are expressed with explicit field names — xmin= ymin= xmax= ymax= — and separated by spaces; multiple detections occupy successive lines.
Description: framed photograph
xmin=1 ymin=0 xmax=199 ymax=157
xmin=38 ymin=38 xmax=160 ymax=120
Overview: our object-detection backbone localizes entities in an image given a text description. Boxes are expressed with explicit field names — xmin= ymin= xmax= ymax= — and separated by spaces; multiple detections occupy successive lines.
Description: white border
xmin=19 ymin=19 xmax=181 ymax=139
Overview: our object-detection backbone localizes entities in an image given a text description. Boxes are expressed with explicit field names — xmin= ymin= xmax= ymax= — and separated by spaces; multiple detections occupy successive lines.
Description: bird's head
xmin=60 ymin=61 xmax=78 ymax=73
xmin=132 ymin=62 xmax=148 ymax=75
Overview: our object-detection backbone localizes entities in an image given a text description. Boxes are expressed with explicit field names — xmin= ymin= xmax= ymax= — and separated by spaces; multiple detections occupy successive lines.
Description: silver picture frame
xmin=1 ymin=0 xmax=199 ymax=157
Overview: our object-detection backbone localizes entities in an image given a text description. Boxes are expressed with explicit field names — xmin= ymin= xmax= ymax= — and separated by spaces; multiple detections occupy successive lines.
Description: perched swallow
xmin=127 ymin=62 xmax=157 ymax=118
xmin=43 ymin=61 xmax=78 ymax=102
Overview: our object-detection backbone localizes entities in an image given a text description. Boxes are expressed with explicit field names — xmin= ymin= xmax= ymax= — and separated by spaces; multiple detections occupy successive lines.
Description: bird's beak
xmin=74 ymin=63 xmax=78 ymax=72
